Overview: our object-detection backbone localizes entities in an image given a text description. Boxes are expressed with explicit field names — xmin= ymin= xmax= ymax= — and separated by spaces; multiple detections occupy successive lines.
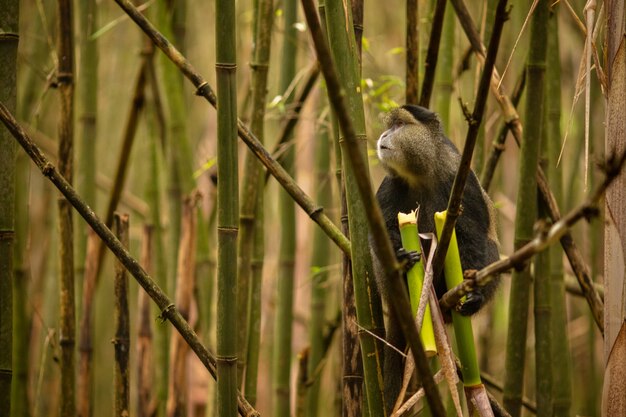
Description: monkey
xmin=370 ymin=104 xmax=500 ymax=411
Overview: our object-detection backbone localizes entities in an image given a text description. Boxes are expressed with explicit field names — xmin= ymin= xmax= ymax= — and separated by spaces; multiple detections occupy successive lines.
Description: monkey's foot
xmin=396 ymin=248 xmax=421 ymax=272
xmin=456 ymin=292 xmax=485 ymax=316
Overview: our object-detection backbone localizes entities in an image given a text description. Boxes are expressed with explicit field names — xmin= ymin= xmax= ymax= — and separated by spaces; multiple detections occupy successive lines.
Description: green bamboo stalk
xmin=434 ymin=1 xmax=454 ymax=125
xmin=238 ymin=0 xmax=274 ymax=387
xmin=546 ymin=12 xmax=571 ymax=417
xmin=74 ymin=0 xmax=98 ymax=315
xmin=534 ymin=227 xmax=552 ymax=417
xmin=0 ymin=103 xmax=260 ymax=417
xmin=534 ymin=102 xmax=552 ymax=417
xmin=142 ymin=60 xmax=170 ymax=417
xmin=272 ymin=1 xmax=299 ymax=415
xmin=303 ymin=0 xmax=444 ymax=413
xmin=503 ymin=1 xmax=549 ymax=416
xmin=398 ymin=211 xmax=436 ymax=355
xmin=323 ymin=1 xmax=386 ymax=415
xmin=306 ymin=104 xmax=333 ymax=417
xmin=56 ymin=0 xmax=76 ymax=415
xmin=144 ymin=54 xmax=170 ymax=417
xmin=137 ymin=225 xmax=155 ymax=417
xmin=156 ymin=1 xmax=204 ymax=410
xmin=0 ymin=0 xmax=18 ymax=413
xmin=317 ymin=1 xmax=363 ymax=415
xmin=243 ymin=190 xmax=263 ymax=406
xmin=216 ymin=0 xmax=239 ymax=414
xmin=166 ymin=197 xmax=197 ymax=417
xmin=157 ymin=0 xmax=189 ymax=299
xmin=434 ymin=212 xmax=480 ymax=387
xmin=12 ymin=154 xmax=29 ymax=417
xmin=113 ymin=213 xmax=130 ymax=417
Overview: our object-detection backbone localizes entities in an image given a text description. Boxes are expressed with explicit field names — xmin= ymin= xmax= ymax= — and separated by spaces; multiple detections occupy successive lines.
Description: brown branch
xmin=431 ymin=0 xmax=509 ymax=288
xmin=113 ymin=214 xmax=130 ymax=417
xmin=480 ymin=69 xmax=526 ymax=191
xmin=440 ymin=151 xmax=626 ymax=311
xmin=406 ymin=0 xmax=419 ymax=103
xmin=0 ymin=102 xmax=260 ymax=417
xmin=113 ymin=0 xmax=351 ymax=257
xmin=264 ymin=63 xmax=320 ymax=183
xmin=418 ymin=0 xmax=447 ymax=108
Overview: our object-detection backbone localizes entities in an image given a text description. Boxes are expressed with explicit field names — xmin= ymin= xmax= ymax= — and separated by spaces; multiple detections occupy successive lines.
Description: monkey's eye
xmin=396 ymin=120 xmax=405 ymax=128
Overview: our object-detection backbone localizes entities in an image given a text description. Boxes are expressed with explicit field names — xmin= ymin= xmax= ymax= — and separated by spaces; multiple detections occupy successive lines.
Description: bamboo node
xmin=42 ymin=162 xmax=54 ymax=177
xmin=308 ymin=205 xmax=323 ymax=218
xmin=216 ymin=355 xmax=238 ymax=364
xmin=0 ymin=230 xmax=15 ymax=241
xmin=249 ymin=62 xmax=269 ymax=71
xmin=56 ymin=72 xmax=73 ymax=84
xmin=157 ymin=303 xmax=176 ymax=322
xmin=215 ymin=63 xmax=237 ymax=70
xmin=195 ymin=81 xmax=209 ymax=96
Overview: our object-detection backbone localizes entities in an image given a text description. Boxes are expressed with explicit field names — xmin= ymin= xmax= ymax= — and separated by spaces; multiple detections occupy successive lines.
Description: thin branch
xmin=418 ymin=0 xmax=447 ymax=108
xmin=480 ymin=69 xmax=526 ymax=191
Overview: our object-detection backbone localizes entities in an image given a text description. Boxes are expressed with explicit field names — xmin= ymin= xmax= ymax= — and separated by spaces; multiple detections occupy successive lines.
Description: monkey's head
xmin=377 ymin=105 xmax=458 ymax=186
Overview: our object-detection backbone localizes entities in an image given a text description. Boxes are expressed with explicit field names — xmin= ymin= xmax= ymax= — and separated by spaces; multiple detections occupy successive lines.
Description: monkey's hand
xmin=396 ymin=248 xmax=421 ymax=272
xmin=456 ymin=291 xmax=485 ymax=316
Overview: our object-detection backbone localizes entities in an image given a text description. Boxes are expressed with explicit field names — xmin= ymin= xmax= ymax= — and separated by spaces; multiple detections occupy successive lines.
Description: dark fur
xmin=372 ymin=105 xmax=499 ymax=411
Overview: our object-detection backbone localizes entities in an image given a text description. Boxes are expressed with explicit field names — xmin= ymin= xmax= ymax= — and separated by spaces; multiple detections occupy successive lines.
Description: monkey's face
xmin=377 ymin=107 xmax=441 ymax=185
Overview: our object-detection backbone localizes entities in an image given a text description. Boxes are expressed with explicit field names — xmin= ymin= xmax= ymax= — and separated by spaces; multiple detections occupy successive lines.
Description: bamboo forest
xmin=1 ymin=0 xmax=625 ymax=416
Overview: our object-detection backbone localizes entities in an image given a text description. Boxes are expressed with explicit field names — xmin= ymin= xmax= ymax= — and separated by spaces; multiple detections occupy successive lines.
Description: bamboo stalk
xmin=137 ymin=225 xmax=156 ymax=417
xmin=11 ymin=156 xmax=29 ymax=417
xmin=56 ymin=0 xmax=76 ymax=414
xmin=113 ymin=214 xmax=130 ymax=417
xmin=316 ymin=1 xmax=363 ymax=415
xmin=503 ymin=2 xmax=548 ymax=415
xmin=273 ymin=0 xmax=298 ymax=414
xmin=301 ymin=0 xmax=445 ymax=414
xmin=546 ymin=10 xmax=570 ymax=417
xmin=0 ymin=103 xmax=260 ymax=417
xmin=77 ymin=55 xmax=149 ymax=417
xmin=166 ymin=196 xmax=198 ymax=417
xmin=112 ymin=0 xmax=351 ymax=257
xmin=215 ymin=0 xmax=239 ymax=415
xmin=238 ymin=0 xmax=274 ymax=387
xmin=74 ymin=0 xmax=98 ymax=316
xmin=398 ymin=211 xmax=436 ymax=355
xmin=0 ymin=0 xmax=17 ymax=413
xmin=306 ymin=102 xmax=334 ymax=417
xmin=77 ymin=230 xmax=98 ymax=417
xmin=322 ymin=0 xmax=387 ymax=414
xmin=243 ymin=194 xmax=263 ymax=407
